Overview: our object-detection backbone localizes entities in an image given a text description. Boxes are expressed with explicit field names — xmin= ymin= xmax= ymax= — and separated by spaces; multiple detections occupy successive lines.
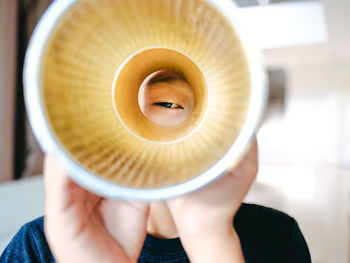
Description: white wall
xmin=247 ymin=0 xmax=350 ymax=261
xmin=0 ymin=177 xmax=45 ymax=253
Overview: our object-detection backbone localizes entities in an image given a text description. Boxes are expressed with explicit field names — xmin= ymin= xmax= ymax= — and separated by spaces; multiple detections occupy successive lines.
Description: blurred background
xmin=0 ymin=0 xmax=349 ymax=262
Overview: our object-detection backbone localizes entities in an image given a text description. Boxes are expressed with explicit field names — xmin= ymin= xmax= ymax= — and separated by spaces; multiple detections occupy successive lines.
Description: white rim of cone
xmin=23 ymin=0 xmax=267 ymax=201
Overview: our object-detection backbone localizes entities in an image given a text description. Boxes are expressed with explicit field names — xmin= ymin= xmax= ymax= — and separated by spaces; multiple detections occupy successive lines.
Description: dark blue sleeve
xmin=0 ymin=217 xmax=55 ymax=263
xmin=284 ymin=219 xmax=311 ymax=263
xmin=235 ymin=203 xmax=311 ymax=263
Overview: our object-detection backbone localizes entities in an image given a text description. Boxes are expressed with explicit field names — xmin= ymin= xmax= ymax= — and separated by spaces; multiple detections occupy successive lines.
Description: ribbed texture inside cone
xmin=42 ymin=0 xmax=250 ymax=188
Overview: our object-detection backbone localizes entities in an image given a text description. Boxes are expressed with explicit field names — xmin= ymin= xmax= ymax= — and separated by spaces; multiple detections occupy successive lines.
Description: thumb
xmin=44 ymin=155 xmax=89 ymax=216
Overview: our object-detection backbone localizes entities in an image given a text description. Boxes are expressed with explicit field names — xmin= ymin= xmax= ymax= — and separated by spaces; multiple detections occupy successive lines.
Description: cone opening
xmin=112 ymin=47 xmax=207 ymax=143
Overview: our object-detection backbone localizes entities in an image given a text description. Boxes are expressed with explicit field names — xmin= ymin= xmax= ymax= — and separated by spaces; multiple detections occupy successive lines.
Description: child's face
xmin=138 ymin=70 xmax=194 ymax=126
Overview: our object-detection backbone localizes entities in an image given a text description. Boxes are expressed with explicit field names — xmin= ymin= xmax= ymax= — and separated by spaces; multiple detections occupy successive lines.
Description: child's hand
xmin=167 ymin=138 xmax=258 ymax=263
xmin=44 ymin=155 xmax=149 ymax=263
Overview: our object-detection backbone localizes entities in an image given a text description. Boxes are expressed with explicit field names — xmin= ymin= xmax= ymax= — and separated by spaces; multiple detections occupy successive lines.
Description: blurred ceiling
xmin=234 ymin=0 xmax=327 ymax=49
xmin=262 ymin=0 xmax=350 ymax=67
xmin=233 ymin=0 xmax=317 ymax=8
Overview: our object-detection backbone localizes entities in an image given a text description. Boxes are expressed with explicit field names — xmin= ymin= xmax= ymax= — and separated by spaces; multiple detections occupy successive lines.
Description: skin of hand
xmin=44 ymin=155 xmax=150 ymax=263
xmin=44 ymin=138 xmax=257 ymax=263
xmin=166 ymin=138 xmax=258 ymax=263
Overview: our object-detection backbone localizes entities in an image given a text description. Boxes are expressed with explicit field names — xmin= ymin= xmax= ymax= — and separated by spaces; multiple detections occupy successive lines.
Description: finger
xmin=44 ymin=155 xmax=69 ymax=192
xmin=224 ymin=138 xmax=258 ymax=194
xmin=230 ymin=137 xmax=258 ymax=178
xmin=44 ymin=155 xmax=95 ymax=215
xmin=44 ymin=155 xmax=71 ymax=213
xmin=100 ymin=199 xmax=150 ymax=257
xmin=242 ymin=137 xmax=258 ymax=164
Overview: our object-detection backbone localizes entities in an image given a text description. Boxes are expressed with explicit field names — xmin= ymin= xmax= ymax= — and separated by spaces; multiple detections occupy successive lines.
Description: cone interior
xmin=113 ymin=48 xmax=206 ymax=142
xmin=42 ymin=0 xmax=251 ymax=188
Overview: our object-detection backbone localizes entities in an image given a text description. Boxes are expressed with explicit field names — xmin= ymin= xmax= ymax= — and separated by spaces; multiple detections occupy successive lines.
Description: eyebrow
xmin=148 ymin=71 xmax=188 ymax=86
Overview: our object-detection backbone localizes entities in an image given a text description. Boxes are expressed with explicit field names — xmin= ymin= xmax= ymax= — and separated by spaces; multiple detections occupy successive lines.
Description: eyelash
xmin=153 ymin=102 xmax=184 ymax=109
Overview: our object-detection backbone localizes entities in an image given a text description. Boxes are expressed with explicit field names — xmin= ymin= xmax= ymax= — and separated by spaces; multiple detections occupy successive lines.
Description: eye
xmin=153 ymin=102 xmax=184 ymax=109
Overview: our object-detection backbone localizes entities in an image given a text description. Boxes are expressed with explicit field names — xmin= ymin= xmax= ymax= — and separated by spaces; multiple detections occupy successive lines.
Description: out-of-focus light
xmin=282 ymin=165 xmax=316 ymax=199
xmin=236 ymin=1 xmax=327 ymax=49
xmin=257 ymin=164 xmax=316 ymax=199
xmin=257 ymin=0 xmax=270 ymax=6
